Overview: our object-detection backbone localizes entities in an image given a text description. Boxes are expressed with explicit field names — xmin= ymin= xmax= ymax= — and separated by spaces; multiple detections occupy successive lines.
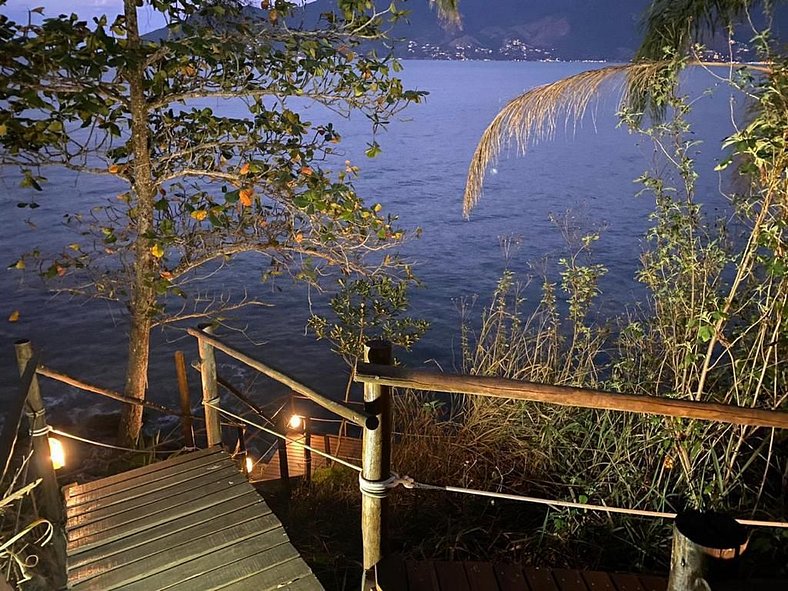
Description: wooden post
xmin=196 ymin=324 xmax=222 ymax=447
xmin=174 ymin=351 xmax=195 ymax=448
xmin=361 ymin=340 xmax=393 ymax=572
xmin=278 ymin=414 xmax=290 ymax=494
xmin=303 ymin=417 xmax=312 ymax=483
xmin=667 ymin=510 xmax=748 ymax=591
xmin=14 ymin=340 xmax=67 ymax=588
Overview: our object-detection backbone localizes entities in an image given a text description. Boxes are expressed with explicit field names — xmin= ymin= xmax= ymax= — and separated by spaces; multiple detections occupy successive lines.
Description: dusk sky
xmin=4 ymin=1 xmax=170 ymax=31
xmin=3 ymin=1 xmax=313 ymax=31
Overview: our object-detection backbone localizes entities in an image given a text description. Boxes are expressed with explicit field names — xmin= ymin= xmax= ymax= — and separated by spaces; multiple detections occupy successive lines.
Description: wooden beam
xmin=187 ymin=326 xmax=377 ymax=429
xmin=355 ymin=364 xmax=788 ymax=430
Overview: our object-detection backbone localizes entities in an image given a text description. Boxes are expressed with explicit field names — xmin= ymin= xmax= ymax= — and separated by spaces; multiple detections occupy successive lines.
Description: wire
xmin=49 ymin=428 xmax=178 ymax=455
xmin=206 ymin=403 xmax=363 ymax=473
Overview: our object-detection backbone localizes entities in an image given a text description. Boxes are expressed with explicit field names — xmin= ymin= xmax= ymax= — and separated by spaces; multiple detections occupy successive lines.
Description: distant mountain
xmin=147 ymin=0 xmax=785 ymax=62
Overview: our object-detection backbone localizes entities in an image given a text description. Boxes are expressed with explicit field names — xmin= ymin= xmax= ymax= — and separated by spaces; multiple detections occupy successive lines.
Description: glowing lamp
xmin=245 ymin=455 xmax=254 ymax=474
xmin=288 ymin=415 xmax=303 ymax=430
xmin=48 ymin=437 xmax=65 ymax=470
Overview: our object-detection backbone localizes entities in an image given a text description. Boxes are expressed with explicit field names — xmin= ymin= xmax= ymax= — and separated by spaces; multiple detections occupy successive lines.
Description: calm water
xmin=0 ymin=61 xmax=739 ymax=427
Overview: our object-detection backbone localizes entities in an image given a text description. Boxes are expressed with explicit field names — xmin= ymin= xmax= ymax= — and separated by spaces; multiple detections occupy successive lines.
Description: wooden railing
xmin=354 ymin=361 xmax=788 ymax=590
xmin=187 ymin=325 xmax=393 ymax=578
xmin=1 ymin=341 xmax=67 ymax=588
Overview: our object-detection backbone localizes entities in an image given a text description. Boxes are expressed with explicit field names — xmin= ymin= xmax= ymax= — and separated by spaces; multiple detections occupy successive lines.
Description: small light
xmin=288 ymin=415 xmax=303 ymax=430
xmin=245 ymin=456 xmax=254 ymax=474
xmin=48 ymin=437 xmax=65 ymax=470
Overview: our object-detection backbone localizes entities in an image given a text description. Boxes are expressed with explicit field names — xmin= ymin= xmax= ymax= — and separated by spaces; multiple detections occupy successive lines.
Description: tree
xmin=0 ymin=0 xmax=425 ymax=445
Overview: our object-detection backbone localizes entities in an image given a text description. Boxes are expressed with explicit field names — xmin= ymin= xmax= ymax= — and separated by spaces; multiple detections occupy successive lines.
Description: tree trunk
xmin=119 ymin=302 xmax=153 ymax=446
xmin=117 ymin=0 xmax=157 ymax=447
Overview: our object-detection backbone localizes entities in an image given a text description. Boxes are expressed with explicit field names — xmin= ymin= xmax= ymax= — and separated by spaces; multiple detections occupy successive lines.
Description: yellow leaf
xmin=239 ymin=188 xmax=254 ymax=207
xmin=239 ymin=163 xmax=250 ymax=175
xmin=0 ymin=123 xmax=7 ymax=137
xmin=8 ymin=310 xmax=20 ymax=323
xmin=68 ymin=243 xmax=80 ymax=251
xmin=294 ymin=232 xmax=304 ymax=244
xmin=13 ymin=259 xmax=25 ymax=270
xmin=191 ymin=210 xmax=208 ymax=221
xmin=372 ymin=203 xmax=382 ymax=213
xmin=150 ymin=244 xmax=164 ymax=258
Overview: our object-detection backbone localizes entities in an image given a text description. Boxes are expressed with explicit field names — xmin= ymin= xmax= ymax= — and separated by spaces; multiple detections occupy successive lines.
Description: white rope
xmin=389 ymin=477 xmax=788 ymax=529
xmin=50 ymin=428 xmax=176 ymax=455
xmin=358 ymin=474 xmax=398 ymax=499
xmin=29 ymin=425 xmax=51 ymax=437
xmin=206 ymin=402 xmax=363 ymax=473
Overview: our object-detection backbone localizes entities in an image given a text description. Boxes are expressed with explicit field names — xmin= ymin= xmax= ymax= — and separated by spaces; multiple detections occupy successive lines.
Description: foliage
xmin=1 ymin=459 xmax=55 ymax=588
xmin=436 ymin=0 xmax=788 ymax=574
xmin=308 ymin=275 xmax=429 ymax=365
xmin=0 ymin=0 xmax=425 ymax=443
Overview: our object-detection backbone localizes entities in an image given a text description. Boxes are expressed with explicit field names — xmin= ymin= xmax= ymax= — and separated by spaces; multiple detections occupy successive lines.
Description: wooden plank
xmin=434 ymin=561 xmax=471 ymax=591
xmin=494 ymin=563 xmax=530 ymax=591
xmin=67 ymin=451 xmax=231 ymax=513
xmin=635 ymin=575 xmax=665 ymax=591
xmin=209 ymin=555 xmax=314 ymax=591
xmin=69 ymin=507 xmax=281 ymax=585
xmin=66 ymin=464 xmax=241 ymax=530
xmin=376 ymin=555 xmax=409 ymax=591
xmin=276 ymin=574 xmax=324 ymax=590
xmin=211 ymin=549 xmax=322 ymax=591
xmin=464 ymin=561 xmax=499 ymax=591
xmin=355 ymin=364 xmax=788 ymax=430
xmin=65 ymin=447 xmax=220 ymax=497
xmin=71 ymin=520 xmax=289 ymax=591
xmin=609 ymin=573 xmax=646 ymax=591
xmin=68 ymin=489 xmax=264 ymax=568
xmin=523 ymin=567 xmax=560 ymax=591
xmin=116 ymin=530 xmax=293 ymax=591
xmin=552 ymin=569 xmax=588 ymax=591
xmin=67 ymin=478 xmax=251 ymax=553
xmin=581 ymin=571 xmax=617 ymax=591
xmin=406 ymin=560 xmax=439 ymax=591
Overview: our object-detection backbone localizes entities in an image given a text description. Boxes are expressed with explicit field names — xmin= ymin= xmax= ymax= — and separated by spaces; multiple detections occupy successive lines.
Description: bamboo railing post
xmin=14 ymin=340 xmax=67 ymax=587
xmin=667 ymin=511 xmax=748 ymax=591
xmin=196 ymin=324 xmax=222 ymax=447
xmin=360 ymin=340 xmax=392 ymax=573
xmin=174 ymin=351 xmax=195 ymax=448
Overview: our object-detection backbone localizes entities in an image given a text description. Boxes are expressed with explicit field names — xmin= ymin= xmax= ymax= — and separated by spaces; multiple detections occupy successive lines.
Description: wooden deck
xmin=252 ymin=433 xmax=363 ymax=482
xmin=64 ymin=447 xmax=323 ymax=590
xmin=375 ymin=557 xmax=667 ymax=591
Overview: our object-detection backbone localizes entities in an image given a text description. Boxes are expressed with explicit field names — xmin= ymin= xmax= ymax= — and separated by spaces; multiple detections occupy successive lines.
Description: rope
xmin=358 ymin=474 xmax=398 ymax=499
xmin=387 ymin=477 xmax=788 ymax=529
xmin=29 ymin=425 xmax=51 ymax=438
xmin=49 ymin=428 xmax=177 ymax=455
xmin=206 ymin=403 xmax=363 ymax=473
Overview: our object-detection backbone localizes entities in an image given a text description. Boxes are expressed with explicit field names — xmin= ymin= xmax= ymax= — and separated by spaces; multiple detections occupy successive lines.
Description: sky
xmin=2 ymin=1 xmax=313 ymax=31
xmin=3 ymin=1 xmax=171 ymax=31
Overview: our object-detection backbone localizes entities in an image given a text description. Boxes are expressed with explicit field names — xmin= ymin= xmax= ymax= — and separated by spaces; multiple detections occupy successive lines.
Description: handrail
xmin=35 ymin=365 xmax=187 ymax=417
xmin=187 ymin=327 xmax=378 ymax=429
xmin=355 ymin=363 xmax=788 ymax=430
xmin=0 ymin=352 xmax=39 ymax=482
